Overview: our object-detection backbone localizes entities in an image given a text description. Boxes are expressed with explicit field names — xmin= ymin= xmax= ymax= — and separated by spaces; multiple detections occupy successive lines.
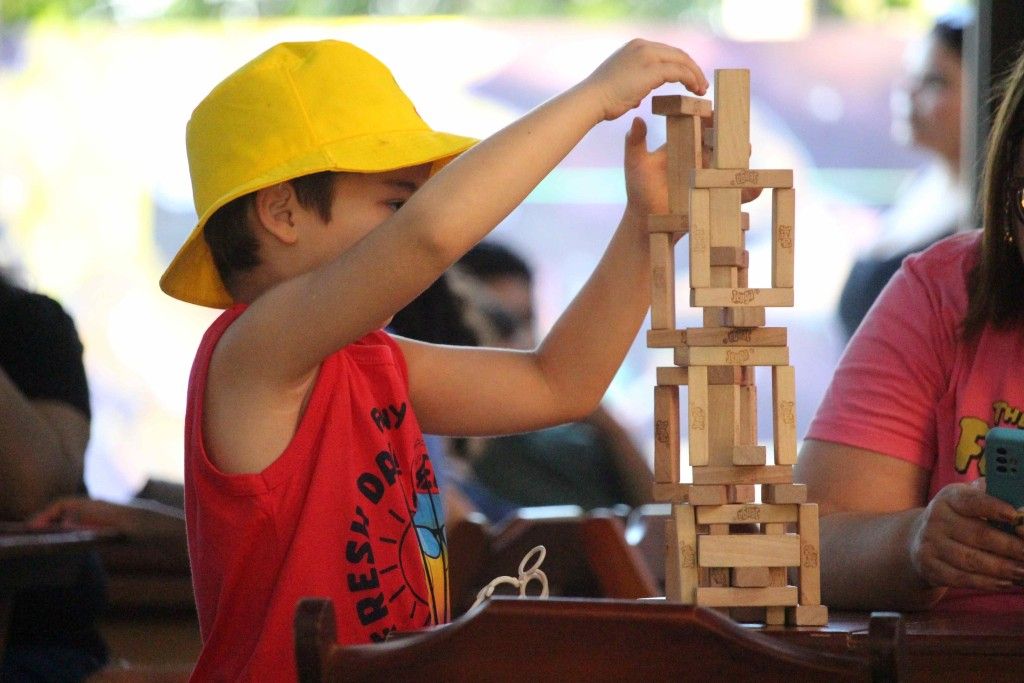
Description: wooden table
xmin=758 ymin=609 xmax=1024 ymax=682
xmin=0 ymin=524 xmax=120 ymax=653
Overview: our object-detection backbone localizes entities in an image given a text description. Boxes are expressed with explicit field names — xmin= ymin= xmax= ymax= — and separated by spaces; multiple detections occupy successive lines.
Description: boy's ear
xmin=253 ymin=183 xmax=299 ymax=245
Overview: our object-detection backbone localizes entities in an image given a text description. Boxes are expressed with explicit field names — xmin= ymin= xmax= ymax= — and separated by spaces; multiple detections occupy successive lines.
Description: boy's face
xmin=298 ymin=163 xmax=432 ymax=271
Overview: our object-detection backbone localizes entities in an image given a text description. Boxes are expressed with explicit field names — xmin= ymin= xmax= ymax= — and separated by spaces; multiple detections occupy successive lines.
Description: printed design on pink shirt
xmin=955 ymin=400 xmax=1024 ymax=475
xmin=342 ymin=403 xmax=448 ymax=643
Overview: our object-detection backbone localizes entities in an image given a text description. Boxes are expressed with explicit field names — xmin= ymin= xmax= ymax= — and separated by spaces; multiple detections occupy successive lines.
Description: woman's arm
xmin=796 ymin=438 xmax=1024 ymax=610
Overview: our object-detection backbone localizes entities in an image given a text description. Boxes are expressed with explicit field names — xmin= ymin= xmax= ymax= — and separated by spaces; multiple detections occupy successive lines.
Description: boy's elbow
xmin=403 ymin=205 xmax=463 ymax=268
xmin=554 ymin=388 xmax=603 ymax=425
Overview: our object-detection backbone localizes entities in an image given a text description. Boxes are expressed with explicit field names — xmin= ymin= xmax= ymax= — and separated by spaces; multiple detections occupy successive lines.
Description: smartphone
xmin=984 ymin=427 xmax=1024 ymax=532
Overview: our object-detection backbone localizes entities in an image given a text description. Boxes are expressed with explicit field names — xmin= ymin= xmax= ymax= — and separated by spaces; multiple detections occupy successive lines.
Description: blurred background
xmin=0 ymin=0 xmax=967 ymax=499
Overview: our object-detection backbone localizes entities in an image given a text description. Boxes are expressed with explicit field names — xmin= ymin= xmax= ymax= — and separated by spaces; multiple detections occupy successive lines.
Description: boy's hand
xmin=586 ymin=39 xmax=708 ymax=121
xmin=623 ymin=117 xmax=668 ymax=218
xmin=623 ymin=117 xmax=762 ymax=221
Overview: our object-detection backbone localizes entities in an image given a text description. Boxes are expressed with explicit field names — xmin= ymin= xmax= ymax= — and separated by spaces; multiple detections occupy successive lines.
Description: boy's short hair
xmin=160 ymin=40 xmax=476 ymax=309
xmin=204 ymin=171 xmax=338 ymax=293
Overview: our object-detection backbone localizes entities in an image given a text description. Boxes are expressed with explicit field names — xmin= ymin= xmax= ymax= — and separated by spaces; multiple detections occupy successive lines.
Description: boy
xmin=161 ymin=38 xmax=707 ymax=679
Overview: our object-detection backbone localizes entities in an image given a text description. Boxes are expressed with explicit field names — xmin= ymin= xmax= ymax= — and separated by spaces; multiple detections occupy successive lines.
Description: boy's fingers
xmin=624 ymin=117 xmax=648 ymax=161
xmin=650 ymin=43 xmax=707 ymax=91
xmin=658 ymin=62 xmax=706 ymax=95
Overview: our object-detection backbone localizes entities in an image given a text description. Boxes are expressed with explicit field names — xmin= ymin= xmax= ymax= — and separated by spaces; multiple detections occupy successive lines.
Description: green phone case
xmin=984 ymin=427 xmax=1024 ymax=532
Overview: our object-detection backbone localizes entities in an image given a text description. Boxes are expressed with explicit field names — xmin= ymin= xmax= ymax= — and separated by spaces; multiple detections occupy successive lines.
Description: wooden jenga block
xmin=797 ymin=504 xmax=822 ymax=606
xmin=698 ymin=534 xmax=801 ymax=568
xmin=703 ymin=307 xmax=725 ymax=327
xmin=741 ymin=211 xmax=750 ymax=230
xmin=652 ymin=94 xmax=713 ymax=117
xmin=712 ymin=69 xmax=750 ymax=169
xmin=656 ymin=366 xmax=688 ymax=385
xmin=692 ymin=168 xmax=793 ymax=189
xmin=689 ymin=188 xmax=711 ymax=288
xmin=731 ymin=445 xmax=766 ymax=466
xmin=688 ymin=484 xmax=729 ymax=505
xmin=709 ymin=188 xmax=743 ymax=245
xmin=687 ymin=365 xmax=709 ymax=467
xmin=690 ymin=287 xmax=794 ymax=308
xmin=732 ymin=566 xmax=772 ymax=588
xmin=675 ymin=346 xmax=789 ymax=367
xmin=764 ymin=521 xmax=789 ymax=624
xmin=707 ymin=384 xmax=740 ymax=468
xmin=708 ymin=366 xmax=755 ymax=386
xmin=710 ymin=247 xmax=748 ymax=268
xmin=696 ymin=503 xmax=798 ymax=525
xmin=693 ymin=465 xmax=793 ymax=486
xmin=762 ymin=483 xmax=808 ymax=504
xmin=772 ymin=365 xmax=798 ymax=465
xmin=683 ymin=327 xmax=786 ymax=347
xmin=706 ymin=189 xmax=742 ymax=320
xmin=664 ymin=518 xmax=680 ymax=598
xmin=786 ymin=604 xmax=829 ymax=626
xmin=772 ymin=188 xmax=795 ymax=288
xmin=653 ymin=482 xmax=691 ymax=503
xmin=739 ymin=383 xmax=757 ymax=445
xmin=647 ymin=329 xmax=687 ymax=349
xmin=723 ymin=307 xmax=765 ymax=327
xmin=649 ymin=233 xmax=675 ymax=329
xmin=665 ymin=504 xmax=699 ymax=604
xmin=654 ymin=385 xmax=680 ymax=484
xmin=728 ymin=484 xmax=756 ymax=503
xmin=706 ymin=524 xmax=730 ymax=588
xmin=737 ymin=264 xmax=749 ymax=288
xmin=667 ymin=115 xmax=702 ymax=214
xmin=766 ymin=606 xmax=787 ymax=625
xmin=647 ymin=213 xmax=688 ymax=235
xmin=696 ymin=586 xmax=797 ymax=607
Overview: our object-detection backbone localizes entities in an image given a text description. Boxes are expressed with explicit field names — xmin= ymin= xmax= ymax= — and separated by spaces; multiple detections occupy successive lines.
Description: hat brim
xmin=160 ymin=129 xmax=477 ymax=308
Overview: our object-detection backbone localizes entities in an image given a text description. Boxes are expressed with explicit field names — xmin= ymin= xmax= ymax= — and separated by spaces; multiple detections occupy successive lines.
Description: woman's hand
xmin=909 ymin=480 xmax=1024 ymax=590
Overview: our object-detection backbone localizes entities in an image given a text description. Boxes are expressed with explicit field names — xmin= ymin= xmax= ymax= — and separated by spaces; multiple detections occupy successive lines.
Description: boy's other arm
xmin=795 ymin=438 xmax=1024 ymax=610
xmin=398 ymin=120 xmax=663 ymax=438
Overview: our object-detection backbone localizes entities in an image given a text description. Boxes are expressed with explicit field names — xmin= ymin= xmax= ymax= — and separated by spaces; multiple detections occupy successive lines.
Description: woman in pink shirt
xmin=797 ymin=46 xmax=1024 ymax=612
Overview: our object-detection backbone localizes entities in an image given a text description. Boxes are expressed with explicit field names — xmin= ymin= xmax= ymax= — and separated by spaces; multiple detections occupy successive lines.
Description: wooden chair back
xmin=448 ymin=507 xmax=658 ymax=616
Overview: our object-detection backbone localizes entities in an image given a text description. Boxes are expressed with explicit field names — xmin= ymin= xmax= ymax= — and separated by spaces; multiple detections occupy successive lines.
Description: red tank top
xmin=184 ymin=305 xmax=448 ymax=681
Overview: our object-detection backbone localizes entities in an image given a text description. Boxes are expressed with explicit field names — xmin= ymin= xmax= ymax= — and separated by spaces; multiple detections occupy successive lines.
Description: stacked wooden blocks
xmin=647 ymin=70 xmax=827 ymax=626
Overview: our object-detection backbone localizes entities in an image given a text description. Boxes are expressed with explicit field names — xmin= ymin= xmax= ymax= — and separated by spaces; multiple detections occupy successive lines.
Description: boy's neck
xmin=232 ymin=268 xmax=281 ymax=305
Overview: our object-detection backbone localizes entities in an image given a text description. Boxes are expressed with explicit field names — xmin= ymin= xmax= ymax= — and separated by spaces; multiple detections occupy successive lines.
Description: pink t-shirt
xmin=807 ymin=231 xmax=1024 ymax=611
xmin=185 ymin=305 xmax=449 ymax=681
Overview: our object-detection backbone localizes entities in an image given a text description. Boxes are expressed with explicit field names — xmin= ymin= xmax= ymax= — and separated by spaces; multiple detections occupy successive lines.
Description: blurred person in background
xmin=0 ymin=268 xmax=108 ymax=681
xmin=838 ymin=9 xmax=972 ymax=341
xmin=454 ymin=241 xmax=654 ymax=516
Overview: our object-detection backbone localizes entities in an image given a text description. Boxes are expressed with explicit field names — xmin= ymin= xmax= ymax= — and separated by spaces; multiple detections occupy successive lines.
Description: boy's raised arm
xmin=233 ymin=40 xmax=706 ymax=384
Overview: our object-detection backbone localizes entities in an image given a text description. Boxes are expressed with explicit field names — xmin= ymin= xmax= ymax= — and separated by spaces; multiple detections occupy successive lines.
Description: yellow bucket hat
xmin=160 ymin=40 xmax=478 ymax=308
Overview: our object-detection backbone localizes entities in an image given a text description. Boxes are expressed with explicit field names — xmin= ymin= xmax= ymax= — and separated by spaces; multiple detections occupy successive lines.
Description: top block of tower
xmin=712 ymin=70 xmax=750 ymax=170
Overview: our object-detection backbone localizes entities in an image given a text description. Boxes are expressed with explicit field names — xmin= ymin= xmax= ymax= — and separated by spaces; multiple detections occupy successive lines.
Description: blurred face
xmin=906 ymin=36 xmax=963 ymax=165
xmin=486 ymin=275 xmax=536 ymax=349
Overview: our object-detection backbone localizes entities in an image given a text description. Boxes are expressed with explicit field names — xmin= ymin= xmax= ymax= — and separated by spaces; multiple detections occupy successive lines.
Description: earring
xmin=1006 ymin=225 xmax=1017 ymax=245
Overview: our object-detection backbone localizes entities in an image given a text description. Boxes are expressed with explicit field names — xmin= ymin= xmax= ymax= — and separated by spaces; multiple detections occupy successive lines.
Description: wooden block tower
xmin=647 ymin=70 xmax=827 ymax=626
